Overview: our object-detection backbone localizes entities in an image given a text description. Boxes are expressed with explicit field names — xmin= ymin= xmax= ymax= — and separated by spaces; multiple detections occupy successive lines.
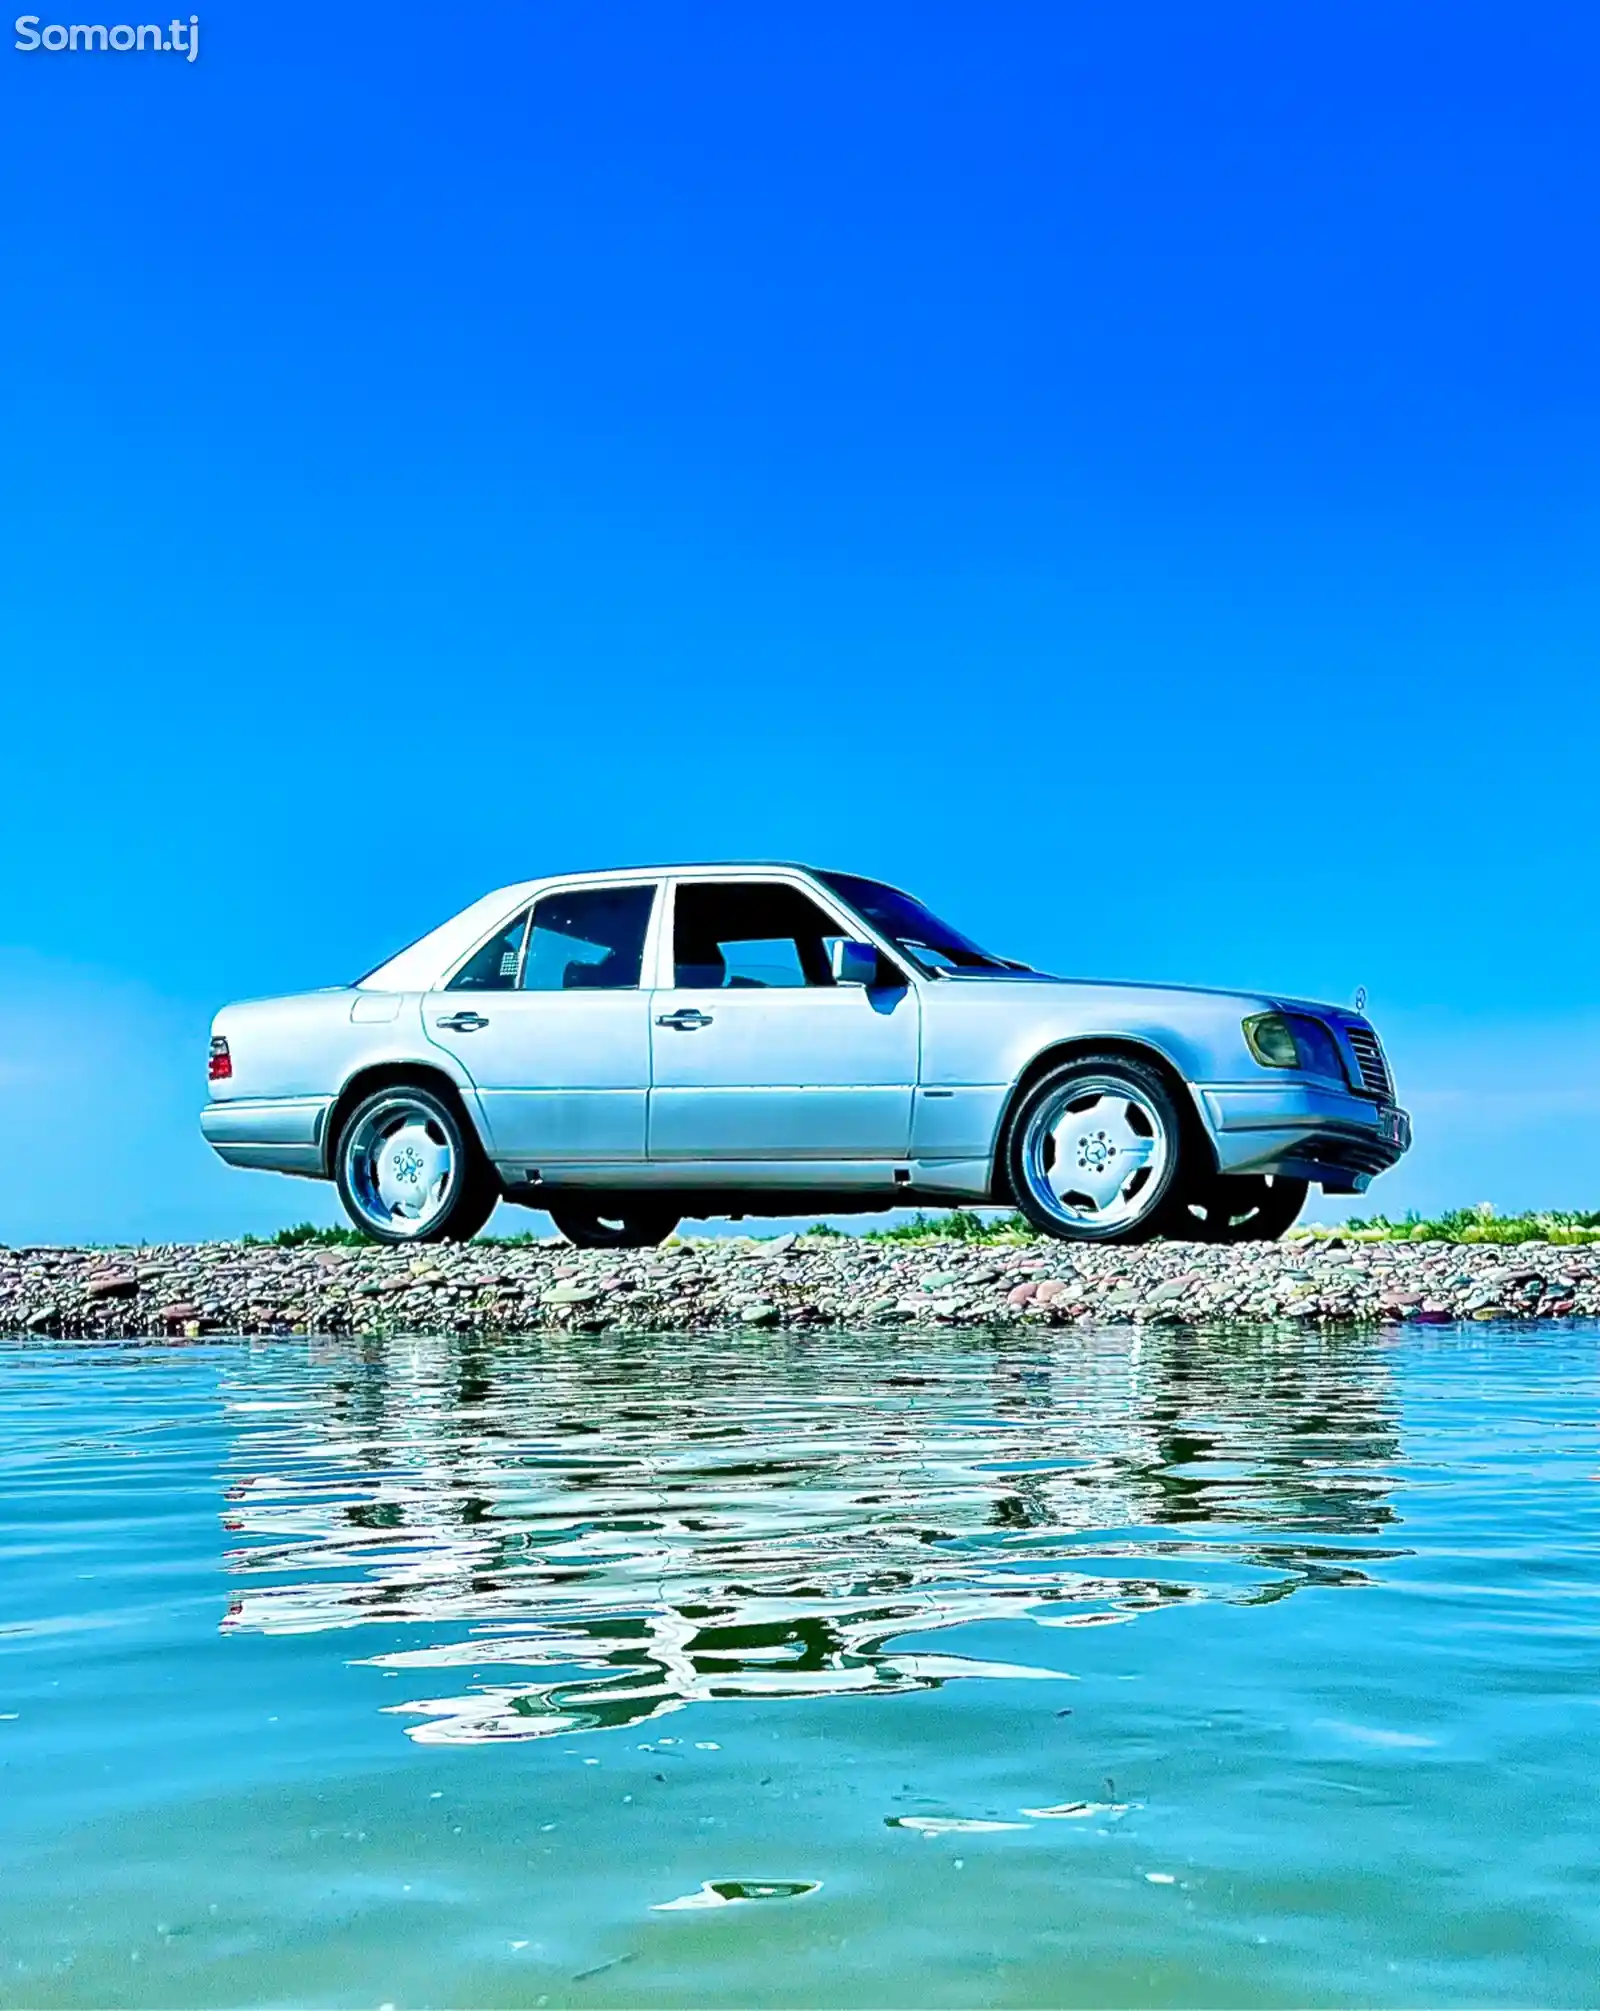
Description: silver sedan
xmin=201 ymin=863 xmax=1410 ymax=1247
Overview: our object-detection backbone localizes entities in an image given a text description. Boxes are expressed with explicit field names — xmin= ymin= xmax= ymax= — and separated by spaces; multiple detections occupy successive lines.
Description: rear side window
xmin=447 ymin=908 xmax=531 ymax=991
xmin=522 ymin=885 xmax=657 ymax=991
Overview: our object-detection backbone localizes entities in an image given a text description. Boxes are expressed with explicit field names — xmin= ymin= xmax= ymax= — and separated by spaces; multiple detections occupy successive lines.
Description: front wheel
xmin=334 ymin=1083 xmax=499 ymax=1244
xmin=547 ymin=1201 xmax=681 ymax=1250
xmin=1005 ymin=1054 xmax=1184 ymax=1242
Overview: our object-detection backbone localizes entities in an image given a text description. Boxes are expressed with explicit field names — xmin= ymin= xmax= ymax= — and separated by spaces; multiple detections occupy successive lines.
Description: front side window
xmin=522 ymin=884 xmax=656 ymax=991
xmin=672 ymin=881 xmax=847 ymax=989
xmin=448 ymin=907 xmax=532 ymax=991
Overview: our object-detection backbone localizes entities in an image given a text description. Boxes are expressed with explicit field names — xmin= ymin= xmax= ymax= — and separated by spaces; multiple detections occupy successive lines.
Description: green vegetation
xmin=821 ymin=1204 xmax=1600 ymax=1246
xmin=1298 ymin=1205 xmax=1600 ymax=1246
xmin=246 ymin=1205 xmax=1600 ymax=1251
xmin=243 ymin=1222 xmax=559 ymax=1249
xmin=241 ymin=1223 xmax=371 ymax=1248
xmin=857 ymin=1208 xmax=1032 ymax=1244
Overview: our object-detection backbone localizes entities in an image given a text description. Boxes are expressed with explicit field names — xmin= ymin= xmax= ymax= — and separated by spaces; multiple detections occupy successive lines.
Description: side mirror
xmin=830 ymin=938 xmax=879 ymax=986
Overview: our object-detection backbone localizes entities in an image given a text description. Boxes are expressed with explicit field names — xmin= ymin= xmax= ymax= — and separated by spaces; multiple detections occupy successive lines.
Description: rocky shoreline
xmin=3 ymin=1233 xmax=1598 ymax=1339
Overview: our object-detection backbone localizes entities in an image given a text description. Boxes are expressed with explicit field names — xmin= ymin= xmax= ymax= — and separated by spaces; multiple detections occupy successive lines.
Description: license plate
xmin=1377 ymin=1106 xmax=1408 ymax=1148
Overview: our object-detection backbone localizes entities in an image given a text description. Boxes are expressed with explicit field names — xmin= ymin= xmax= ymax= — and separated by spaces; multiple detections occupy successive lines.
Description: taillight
xmin=209 ymin=1035 xmax=232 ymax=1083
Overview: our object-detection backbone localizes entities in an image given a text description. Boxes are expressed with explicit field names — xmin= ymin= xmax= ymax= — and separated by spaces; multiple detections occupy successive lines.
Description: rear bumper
xmin=200 ymin=1097 xmax=333 ymax=1177
xmin=1200 ymin=1083 xmax=1410 ymax=1193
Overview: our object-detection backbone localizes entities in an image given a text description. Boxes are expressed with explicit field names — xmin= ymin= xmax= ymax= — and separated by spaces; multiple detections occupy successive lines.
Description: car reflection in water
xmin=216 ymin=1328 xmax=1404 ymax=1744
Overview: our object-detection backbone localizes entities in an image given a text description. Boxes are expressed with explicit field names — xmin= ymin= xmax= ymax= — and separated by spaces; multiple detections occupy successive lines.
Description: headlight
xmin=1243 ymin=1013 xmax=1300 ymax=1067
xmin=1243 ymin=1012 xmax=1348 ymax=1081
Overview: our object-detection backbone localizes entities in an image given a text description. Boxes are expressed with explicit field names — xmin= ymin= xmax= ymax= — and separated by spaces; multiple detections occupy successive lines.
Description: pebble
xmin=0 ymin=1235 xmax=1595 ymax=1340
xmin=85 ymin=1272 xmax=139 ymax=1300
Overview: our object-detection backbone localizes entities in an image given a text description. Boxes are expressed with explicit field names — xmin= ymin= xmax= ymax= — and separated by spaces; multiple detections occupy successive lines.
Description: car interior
xmin=672 ymin=882 xmax=843 ymax=989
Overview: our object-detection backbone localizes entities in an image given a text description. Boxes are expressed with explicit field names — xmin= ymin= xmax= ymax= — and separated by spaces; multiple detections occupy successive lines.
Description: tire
xmin=334 ymin=1082 xmax=499 ymax=1244
xmin=546 ymin=1201 xmax=681 ymax=1250
xmin=1005 ymin=1053 xmax=1185 ymax=1243
xmin=1159 ymin=1173 xmax=1308 ymax=1243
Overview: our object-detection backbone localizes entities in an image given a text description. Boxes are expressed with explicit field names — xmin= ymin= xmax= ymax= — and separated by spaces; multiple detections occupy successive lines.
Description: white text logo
xmin=14 ymin=14 xmax=200 ymax=58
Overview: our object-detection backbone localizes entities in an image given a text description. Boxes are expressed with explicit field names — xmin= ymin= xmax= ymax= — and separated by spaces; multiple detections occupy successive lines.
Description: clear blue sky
xmin=3 ymin=1 xmax=1598 ymax=1242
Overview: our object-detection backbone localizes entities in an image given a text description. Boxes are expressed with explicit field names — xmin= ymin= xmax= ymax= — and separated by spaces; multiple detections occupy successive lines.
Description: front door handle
xmin=436 ymin=1011 xmax=490 ymax=1032
xmin=656 ymin=1008 xmax=714 ymax=1030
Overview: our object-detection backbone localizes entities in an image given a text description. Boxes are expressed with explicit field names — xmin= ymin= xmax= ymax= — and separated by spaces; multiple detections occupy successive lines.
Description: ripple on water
xmin=207 ymin=1325 xmax=1410 ymax=1744
xmin=5 ymin=1322 xmax=1600 ymax=2008
xmin=653 ymin=1879 xmax=821 ymax=1910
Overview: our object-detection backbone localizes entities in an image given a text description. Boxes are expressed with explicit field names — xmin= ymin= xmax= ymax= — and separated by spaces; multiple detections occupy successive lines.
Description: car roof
xmin=482 ymin=861 xmax=883 ymax=901
xmin=357 ymin=863 xmax=907 ymax=992
xmin=521 ymin=861 xmax=825 ymax=878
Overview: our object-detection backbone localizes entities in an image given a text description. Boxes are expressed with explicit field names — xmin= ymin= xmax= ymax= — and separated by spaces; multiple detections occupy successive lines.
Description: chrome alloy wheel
xmin=1018 ymin=1075 xmax=1173 ymax=1232
xmin=342 ymin=1093 xmax=459 ymax=1238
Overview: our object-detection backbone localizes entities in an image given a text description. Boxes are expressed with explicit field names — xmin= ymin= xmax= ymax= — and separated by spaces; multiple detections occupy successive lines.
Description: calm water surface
xmin=2 ymin=1323 xmax=1597 ymax=2007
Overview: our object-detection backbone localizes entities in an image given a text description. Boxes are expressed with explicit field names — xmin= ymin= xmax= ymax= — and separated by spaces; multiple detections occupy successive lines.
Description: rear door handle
xmin=436 ymin=1011 xmax=490 ymax=1032
xmin=656 ymin=1009 xmax=714 ymax=1030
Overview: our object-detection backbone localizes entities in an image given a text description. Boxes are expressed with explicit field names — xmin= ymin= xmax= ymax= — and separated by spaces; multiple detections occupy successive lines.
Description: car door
xmin=424 ymin=881 xmax=660 ymax=1170
xmin=647 ymin=876 xmax=918 ymax=1164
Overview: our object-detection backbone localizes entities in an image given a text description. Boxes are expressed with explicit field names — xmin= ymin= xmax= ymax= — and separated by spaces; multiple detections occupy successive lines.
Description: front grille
xmin=1343 ymin=1024 xmax=1393 ymax=1099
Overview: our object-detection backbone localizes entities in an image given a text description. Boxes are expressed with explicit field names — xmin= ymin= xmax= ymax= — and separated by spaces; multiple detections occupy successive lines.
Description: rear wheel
xmin=334 ymin=1083 xmax=499 ymax=1244
xmin=1160 ymin=1173 xmax=1308 ymax=1242
xmin=547 ymin=1201 xmax=681 ymax=1250
xmin=1005 ymin=1054 xmax=1184 ymax=1243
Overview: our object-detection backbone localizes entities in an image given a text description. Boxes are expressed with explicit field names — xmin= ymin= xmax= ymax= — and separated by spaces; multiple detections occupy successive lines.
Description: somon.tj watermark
xmin=15 ymin=14 xmax=199 ymax=57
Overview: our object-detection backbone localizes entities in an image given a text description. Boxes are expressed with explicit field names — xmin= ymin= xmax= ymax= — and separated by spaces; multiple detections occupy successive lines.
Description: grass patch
xmin=246 ymin=1205 xmax=1600 ymax=1251
xmin=241 ymin=1222 xmax=561 ymax=1248
xmin=241 ymin=1223 xmax=372 ymax=1248
xmin=810 ymin=1209 xmax=1032 ymax=1245
xmin=835 ymin=1204 xmax=1600 ymax=1247
xmin=1298 ymin=1205 xmax=1600 ymax=1246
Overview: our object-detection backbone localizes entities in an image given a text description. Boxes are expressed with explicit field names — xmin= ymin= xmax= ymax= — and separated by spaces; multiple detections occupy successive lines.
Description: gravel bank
xmin=3 ymin=1234 xmax=1599 ymax=1338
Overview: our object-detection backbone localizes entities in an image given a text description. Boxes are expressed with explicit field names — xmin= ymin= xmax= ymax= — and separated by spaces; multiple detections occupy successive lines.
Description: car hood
xmin=943 ymin=969 xmax=1362 ymax=1020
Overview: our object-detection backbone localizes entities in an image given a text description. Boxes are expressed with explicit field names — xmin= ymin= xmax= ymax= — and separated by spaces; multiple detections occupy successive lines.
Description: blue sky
xmin=3 ymin=1 xmax=1598 ymax=1241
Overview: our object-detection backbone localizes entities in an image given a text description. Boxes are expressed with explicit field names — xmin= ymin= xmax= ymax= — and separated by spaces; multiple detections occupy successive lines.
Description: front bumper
xmin=1199 ymin=1083 xmax=1411 ymax=1193
xmin=200 ymin=1097 xmax=333 ymax=1177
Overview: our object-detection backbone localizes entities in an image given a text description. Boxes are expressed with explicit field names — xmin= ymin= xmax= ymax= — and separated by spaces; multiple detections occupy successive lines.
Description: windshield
xmin=817 ymin=872 xmax=1028 ymax=976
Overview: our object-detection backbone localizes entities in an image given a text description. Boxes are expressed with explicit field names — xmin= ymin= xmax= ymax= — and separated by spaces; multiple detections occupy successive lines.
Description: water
xmin=2 ymin=1323 xmax=1597 ymax=2007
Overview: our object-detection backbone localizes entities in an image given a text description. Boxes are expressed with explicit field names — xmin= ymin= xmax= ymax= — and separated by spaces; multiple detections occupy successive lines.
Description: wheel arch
xmin=988 ymin=1036 xmax=1217 ymax=1202
xmin=323 ymin=1061 xmax=488 ymax=1175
